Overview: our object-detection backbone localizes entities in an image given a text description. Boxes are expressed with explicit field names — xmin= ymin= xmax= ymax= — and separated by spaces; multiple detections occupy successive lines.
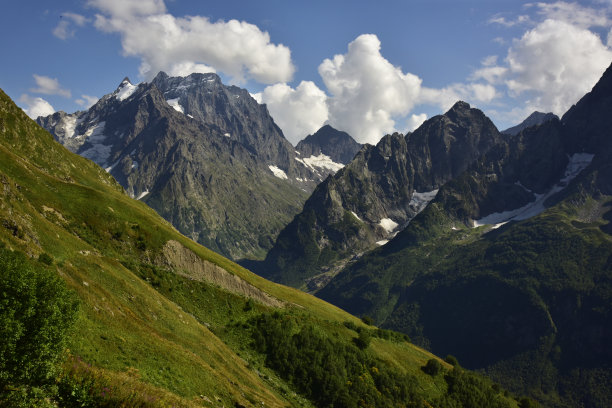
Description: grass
xmin=0 ymin=88 xmax=519 ymax=407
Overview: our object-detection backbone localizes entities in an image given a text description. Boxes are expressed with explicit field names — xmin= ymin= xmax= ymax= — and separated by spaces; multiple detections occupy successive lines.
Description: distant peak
xmin=120 ymin=77 xmax=131 ymax=86
xmin=447 ymin=101 xmax=471 ymax=113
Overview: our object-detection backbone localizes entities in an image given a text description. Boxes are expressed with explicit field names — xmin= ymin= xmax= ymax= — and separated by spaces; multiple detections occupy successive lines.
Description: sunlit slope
xmin=0 ymin=89 xmax=505 ymax=407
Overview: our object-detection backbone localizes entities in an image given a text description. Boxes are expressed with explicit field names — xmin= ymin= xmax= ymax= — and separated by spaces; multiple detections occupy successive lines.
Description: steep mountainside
xmin=294 ymin=125 xmax=362 ymax=179
xmin=258 ymin=102 xmax=502 ymax=289
xmin=318 ymin=63 xmax=612 ymax=408
xmin=0 ymin=88 xmax=521 ymax=407
xmin=501 ymin=111 xmax=558 ymax=136
xmin=38 ymin=73 xmax=317 ymax=260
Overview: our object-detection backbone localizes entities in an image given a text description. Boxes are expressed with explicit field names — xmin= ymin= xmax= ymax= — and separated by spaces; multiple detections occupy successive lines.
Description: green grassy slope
xmin=0 ymin=89 xmax=523 ymax=407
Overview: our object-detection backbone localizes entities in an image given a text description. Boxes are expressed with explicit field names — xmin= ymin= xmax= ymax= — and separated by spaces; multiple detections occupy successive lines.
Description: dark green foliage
xmin=37 ymin=253 xmax=53 ymax=266
xmin=0 ymin=247 xmax=78 ymax=402
xmin=353 ymin=330 xmax=371 ymax=350
xmin=445 ymin=355 xmax=460 ymax=367
xmin=250 ymin=312 xmax=422 ymax=407
xmin=422 ymin=359 xmax=442 ymax=376
xmin=360 ymin=315 xmax=374 ymax=325
xmin=518 ymin=397 xmax=540 ymax=408
xmin=434 ymin=367 xmax=514 ymax=408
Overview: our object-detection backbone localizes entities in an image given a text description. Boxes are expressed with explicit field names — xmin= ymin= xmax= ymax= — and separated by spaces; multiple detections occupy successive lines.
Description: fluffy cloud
xmin=30 ymin=75 xmax=71 ymax=98
xmin=19 ymin=95 xmax=55 ymax=119
xmin=261 ymin=81 xmax=329 ymax=145
xmin=75 ymin=94 xmax=99 ymax=108
xmin=53 ymin=12 xmax=89 ymax=40
xmin=90 ymin=0 xmax=294 ymax=84
xmin=530 ymin=1 xmax=611 ymax=28
xmin=405 ymin=113 xmax=428 ymax=132
xmin=480 ymin=2 xmax=612 ymax=119
xmin=318 ymin=34 xmax=422 ymax=144
xmin=505 ymin=19 xmax=612 ymax=114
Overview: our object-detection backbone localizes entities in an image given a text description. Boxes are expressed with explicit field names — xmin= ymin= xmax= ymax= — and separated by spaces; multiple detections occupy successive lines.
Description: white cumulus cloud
xmin=406 ymin=113 xmax=428 ymax=132
xmin=318 ymin=34 xmax=422 ymax=144
xmin=30 ymin=74 xmax=71 ymax=98
xmin=19 ymin=95 xmax=55 ymax=119
xmin=261 ymin=81 xmax=329 ymax=145
xmin=505 ymin=19 xmax=612 ymax=114
xmin=89 ymin=0 xmax=294 ymax=84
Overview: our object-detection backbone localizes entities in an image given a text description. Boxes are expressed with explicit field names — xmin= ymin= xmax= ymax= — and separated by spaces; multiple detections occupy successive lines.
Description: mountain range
xmin=256 ymin=101 xmax=502 ymax=290
xmin=0 ymin=87 xmax=524 ymax=407
xmin=38 ymin=72 xmax=356 ymax=261
xmin=315 ymin=63 xmax=612 ymax=407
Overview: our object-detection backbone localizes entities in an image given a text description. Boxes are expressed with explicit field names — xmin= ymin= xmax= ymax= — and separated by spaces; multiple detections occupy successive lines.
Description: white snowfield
xmin=268 ymin=165 xmax=288 ymax=180
xmin=351 ymin=211 xmax=362 ymax=222
xmin=166 ymin=98 xmax=185 ymax=114
xmin=473 ymin=152 xmax=594 ymax=228
xmin=379 ymin=218 xmax=399 ymax=233
xmin=136 ymin=190 xmax=150 ymax=200
xmin=376 ymin=240 xmax=389 ymax=246
xmin=295 ymin=153 xmax=344 ymax=173
xmin=115 ymin=81 xmax=137 ymax=101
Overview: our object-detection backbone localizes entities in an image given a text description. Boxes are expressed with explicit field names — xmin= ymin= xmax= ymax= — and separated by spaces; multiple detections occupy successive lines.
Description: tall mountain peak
xmin=295 ymin=125 xmax=362 ymax=165
xmin=502 ymin=111 xmax=558 ymax=136
xmin=38 ymin=72 xmax=316 ymax=260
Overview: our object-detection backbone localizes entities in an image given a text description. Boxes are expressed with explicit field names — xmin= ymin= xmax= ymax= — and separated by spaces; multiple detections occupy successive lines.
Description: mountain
xmin=294 ymin=125 xmax=362 ymax=179
xmin=257 ymin=102 xmax=502 ymax=289
xmin=502 ymin=111 xmax=558 ymax=136
xmin=0 ymin=88 xmax=521 ymax=407
xmin=38 ymin=72 xmax=321 ymax=261
xmin=318 ymin=63 xmax=612 ymax=407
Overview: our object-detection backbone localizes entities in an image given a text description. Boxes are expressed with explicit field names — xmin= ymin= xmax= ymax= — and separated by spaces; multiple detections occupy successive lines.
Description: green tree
xmin=0 ymin=248 xmax=78 ymax=391
xmin=422 ymin=358 xmax=442 ymax=376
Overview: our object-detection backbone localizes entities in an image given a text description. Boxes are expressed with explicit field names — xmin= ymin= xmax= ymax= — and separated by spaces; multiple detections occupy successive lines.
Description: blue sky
xmin=1 ymin=0 xmax=612 ymax=145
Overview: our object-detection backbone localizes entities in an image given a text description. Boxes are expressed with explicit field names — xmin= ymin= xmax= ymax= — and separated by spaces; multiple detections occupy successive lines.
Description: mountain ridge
xmin=38 ymin=72 xmax=314 ymax=260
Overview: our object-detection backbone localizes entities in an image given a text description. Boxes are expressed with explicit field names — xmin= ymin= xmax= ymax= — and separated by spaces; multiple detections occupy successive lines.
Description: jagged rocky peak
xmin=296 ymin=125 xmax=362 ymax=165
xmin=502 ymin=111 xmax=559 ymax=136
xmin=36 ymin=72 xmax=313 ymax=261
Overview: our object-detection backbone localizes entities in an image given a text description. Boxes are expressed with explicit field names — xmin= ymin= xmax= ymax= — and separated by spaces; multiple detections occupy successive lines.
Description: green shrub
xmin=422 ymin=358 xmax=442 ymax=376
xmin=0 ymin=248 xmax=78 ymax=398
xmin=445 ymin=354 xmax=459 ymax=367
xmin=37 ymin=253 xmax=53 ymax=266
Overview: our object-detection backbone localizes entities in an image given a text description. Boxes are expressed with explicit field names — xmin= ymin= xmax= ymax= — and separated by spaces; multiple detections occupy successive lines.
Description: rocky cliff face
xmin=317 ymin=62 xmax=612 ymax=408
xmin=38 ymin=73 xmax=313 ymax=260
xmin=296 ymin=125 xmax=361 ymax=162
xmin=258 ymin=102 xmax=503 ymax=289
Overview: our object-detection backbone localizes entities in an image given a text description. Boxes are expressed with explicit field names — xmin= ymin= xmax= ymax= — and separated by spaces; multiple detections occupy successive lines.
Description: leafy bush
xmin=250 ymin=312 xmax=420 ymax=407
xmin=0 ymin=248 xmax=78 ymax=401
xmin=422 ymin=359 xmax=442 ymax=376
xmin=445 ymin=354 xmax=459 ymax=367
xmin=353 ymin=329 xmax=371 ymax=350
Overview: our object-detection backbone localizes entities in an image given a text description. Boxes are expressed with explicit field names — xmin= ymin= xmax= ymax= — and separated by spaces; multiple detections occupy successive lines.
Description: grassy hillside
xmin=0 ymin=89 xmax=523 ymax=407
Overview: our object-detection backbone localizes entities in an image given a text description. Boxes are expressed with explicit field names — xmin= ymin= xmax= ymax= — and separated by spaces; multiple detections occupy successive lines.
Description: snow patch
xmin=376 ymin=240 xmax=389 ymax=246
xmin=224 ymin=133 xmax=231 ymax=138
xmin=474 ymin=153 xmax=594 ymax=227
xmin=379 ymin=218 xmax=399 ymax=233
xmin=351 ymin=211 xmax=362 ymax=222
xmin=166 ymin=98 xmax=184 ymax=114
xmin=136 ymin=190 xmax=149 ymax=200
xmin=131 ymin=161 xmax=139 ymax=170
xmin=299 ymin=154 xmax=344 ymax=173
xmin=116 ymin=81 xmax=137 ymax=101
xmin=105 ymin=159 xmax=120 ymax=173
xmin=61 ymin=115 xmax=79 ymax=139
xmin=79 ymin=122 xmax=112 ymax=165
xmin=268 ymin=165 xmax=288 ymax=180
